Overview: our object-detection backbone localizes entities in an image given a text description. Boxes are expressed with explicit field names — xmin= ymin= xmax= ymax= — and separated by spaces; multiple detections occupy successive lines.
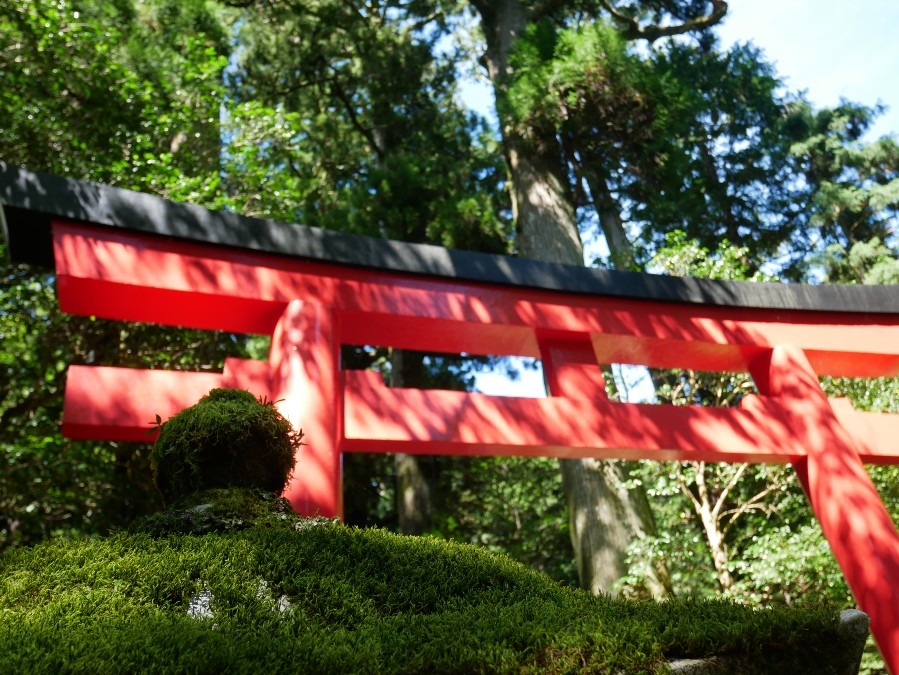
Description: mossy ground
xmin=0 ymin=494 xmax=843 ymax=674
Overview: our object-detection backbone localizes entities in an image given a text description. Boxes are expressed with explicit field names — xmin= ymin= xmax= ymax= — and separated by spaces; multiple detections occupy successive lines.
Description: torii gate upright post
xmin=5 ymin=163 xmax=899 ymax=671
xmin=751 ymin=346 xmax=899 ymax=664
xmin=270 ymin=299 xmax=342 ymax=517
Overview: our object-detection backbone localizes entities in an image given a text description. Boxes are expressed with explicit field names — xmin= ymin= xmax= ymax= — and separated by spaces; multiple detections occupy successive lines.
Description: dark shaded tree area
xmin=1 ymin=0 xmax=246 ymax=549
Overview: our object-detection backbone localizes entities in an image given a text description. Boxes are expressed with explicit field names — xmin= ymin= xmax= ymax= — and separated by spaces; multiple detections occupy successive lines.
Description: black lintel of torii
xmin=2 ymin=161 xmax=897 ymax=315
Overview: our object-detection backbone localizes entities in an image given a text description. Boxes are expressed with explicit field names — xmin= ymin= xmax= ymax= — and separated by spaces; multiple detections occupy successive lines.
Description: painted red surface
xmin=751 ymin=347 xmax=899 ymax=674
xmin=269 ymin=300 xmax=342 ymax=519
xmin=53 ymin=221 xmax=899 ymax=377
xmin=53 ymin=219 xmax=899 ymax=671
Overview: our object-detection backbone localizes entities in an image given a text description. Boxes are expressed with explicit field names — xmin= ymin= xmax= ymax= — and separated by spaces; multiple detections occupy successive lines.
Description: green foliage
xmin=820 ymin=238 xmax=899 ymax=285
xmin=617 ymin=235 xmax=825 ymax=605
xmin=0 ymin=0 xmax=244 ymax=549
xmin=506 ymin=21 xmax=649 ymax=153
xmin=432 ymin=456 xmax=577 ymax=586
xmin=2 ymin=10 xmax=897 ymax=669
xmin=1 ymin=239 xmax=258 ymax=551
xmin=0 ymin=517 xmax=845 ymax=674
xmin=505 ymin=23 xmax=812 ymax=270
xmin=504 ymin=19 xmax=898 ymax=276
xmin=633 ymin=231 xmax=896 ymax=669
xmin=733 ymin=524 xmax=854 ymax=606
xmin=625 ymin=40 xmax=804 ymax=266
xmin=650 ymin=231 xmax=769 ymax=281
xmin=224 ymin=0 xmax=511 ymax=251
xmin=789 ymin=101 xmax=899 ymax=250
xmin=150 ymin=389 xmax=303 ymax=504
xmin=0 ymin=0 xmax=230 ymax=200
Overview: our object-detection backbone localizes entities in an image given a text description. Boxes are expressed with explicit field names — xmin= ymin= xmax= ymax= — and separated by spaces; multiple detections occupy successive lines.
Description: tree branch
xmin=326 ymin=66 xmax=386 ymax=162
xmin=679 ymin=461 xmax=704 ymax=513
xmin=680 ymin=482 xmax=702 ymax=513
xmin=598 ymin=0 xmax=728 ymax=42
xmin=720 ymin=480 xmax=783 ymax=539
xmin=404 ymin=9 xmax=444 ymax=36
xmin=711 ymin=463 xmax=746 ymax=521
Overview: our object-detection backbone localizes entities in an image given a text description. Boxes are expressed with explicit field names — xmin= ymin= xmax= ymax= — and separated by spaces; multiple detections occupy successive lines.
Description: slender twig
xmin=711 ymin=463 xmax=747 ymax=521
xmin=720 ymin=481 xmax=784 ymax=539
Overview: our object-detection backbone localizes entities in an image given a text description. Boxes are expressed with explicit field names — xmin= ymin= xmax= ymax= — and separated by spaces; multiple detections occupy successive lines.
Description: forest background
xmin=2 ymin=0 xmax=899 ymax=647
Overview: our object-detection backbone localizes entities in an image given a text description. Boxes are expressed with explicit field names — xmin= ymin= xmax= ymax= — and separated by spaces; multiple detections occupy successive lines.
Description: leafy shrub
xmin=150 ymin=389 xmax=303 ymax=503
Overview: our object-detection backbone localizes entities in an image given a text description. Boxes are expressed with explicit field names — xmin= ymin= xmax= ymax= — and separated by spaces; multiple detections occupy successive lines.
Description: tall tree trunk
xmin=474 ymin=0 xmax=671 ymax=597
xmin=390 ymin=349 xmax=433 ymax=535
xmin=561 ymin=459 xmax=670 ymax=595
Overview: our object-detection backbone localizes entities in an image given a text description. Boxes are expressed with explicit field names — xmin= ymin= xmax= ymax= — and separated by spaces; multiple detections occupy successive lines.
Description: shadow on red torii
xmin=3 ymin=162 xmax=899 ymax=671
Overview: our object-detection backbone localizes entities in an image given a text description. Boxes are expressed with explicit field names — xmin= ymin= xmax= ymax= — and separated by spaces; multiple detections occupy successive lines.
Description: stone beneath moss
xmin=669 ymin=609 xmax=869 ymax=675
xmin=131 ymin=487 xmax=316 ymax=537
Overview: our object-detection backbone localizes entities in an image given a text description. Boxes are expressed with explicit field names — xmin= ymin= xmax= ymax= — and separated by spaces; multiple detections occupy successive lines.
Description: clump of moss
xmin=150 ymin=389 xmax=303 ymax=504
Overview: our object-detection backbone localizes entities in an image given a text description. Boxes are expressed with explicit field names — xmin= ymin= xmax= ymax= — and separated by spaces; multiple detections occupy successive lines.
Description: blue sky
xmin=716 ymin=0 xmax=899 ymax=139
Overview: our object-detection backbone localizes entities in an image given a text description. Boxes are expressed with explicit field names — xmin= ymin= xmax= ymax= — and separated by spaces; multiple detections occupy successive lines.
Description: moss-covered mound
xmin=0 ymin=499 xmax=846 ymax=674
xmin=150 ymin=388 xmax=302 ymax=503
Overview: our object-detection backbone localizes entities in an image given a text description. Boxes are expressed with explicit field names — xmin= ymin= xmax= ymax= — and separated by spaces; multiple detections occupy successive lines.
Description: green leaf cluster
xmin=0 ymin=0 xmax=229 ymax=198
xmin=222 ymin=0 xmax=511 ymax=252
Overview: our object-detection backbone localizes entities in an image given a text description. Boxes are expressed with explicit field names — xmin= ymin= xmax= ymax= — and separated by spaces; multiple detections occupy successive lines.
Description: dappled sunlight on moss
xmin=0 ymin=520 xmax=847 ymax=674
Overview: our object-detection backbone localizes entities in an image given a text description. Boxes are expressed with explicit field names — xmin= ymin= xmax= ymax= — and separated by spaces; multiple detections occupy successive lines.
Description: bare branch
xmin=679 ymin=461 xmax=706 ymax=514
xmin=597 ymin=0 xmax=728 ymax=42
xmin=680 ymin=481 xmax=702 ymax=513
xmin=720 ymin=481 xmax=783 ymax=539
xmin=693 ymin=461 xmax=711 ymax=511
xmin=711 ymin=463 xmax=747 ymax=521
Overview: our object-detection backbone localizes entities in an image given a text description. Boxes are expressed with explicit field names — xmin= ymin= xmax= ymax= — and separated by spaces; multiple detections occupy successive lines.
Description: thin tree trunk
xmin=390 ymin=349 xmax=433 ymax=535
xmin=686 ymin=462 xmax=736 ymax=592
xmin=475 ymin=0 xmax=670 ymax=597
xmin=395 ymin=451 xmax=432 ymax=534
xmin=581 ymin=164 xmax=635 ymax=270
xmin=561 ymin=459 xmax=670 ymax=595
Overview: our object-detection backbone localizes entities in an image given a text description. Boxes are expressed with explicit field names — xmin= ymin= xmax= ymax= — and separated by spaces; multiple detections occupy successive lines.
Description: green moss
xmin=0 ymin=509 xmax=843 ymax=674
xmin=150 ymin=389 xmax=303 ymax=503
xmin=129 ymin=487 xmax=310 ymax=537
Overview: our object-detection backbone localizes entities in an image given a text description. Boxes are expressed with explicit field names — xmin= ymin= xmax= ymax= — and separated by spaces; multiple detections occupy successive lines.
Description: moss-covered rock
xmin=130 ymin=487 xmax=307 ymax=537
xmin=149 ymin=389 xmax=303 ymax=504
xmin=0 ymin=508 xmax=853 ymax=675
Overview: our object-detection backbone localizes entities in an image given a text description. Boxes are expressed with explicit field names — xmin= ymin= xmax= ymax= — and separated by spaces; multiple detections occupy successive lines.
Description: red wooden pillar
xmin=539 ymin=335 xmax=609 ymax=401
xmin=270 ymin=299 xmax=342 ymax=518
xmin=751 ymin=345 xmax=899 ymax=673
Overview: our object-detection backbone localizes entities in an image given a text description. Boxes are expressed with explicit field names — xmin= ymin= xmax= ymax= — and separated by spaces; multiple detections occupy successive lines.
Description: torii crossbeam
xmin=4 ymin=162 xmax=899 ymax=671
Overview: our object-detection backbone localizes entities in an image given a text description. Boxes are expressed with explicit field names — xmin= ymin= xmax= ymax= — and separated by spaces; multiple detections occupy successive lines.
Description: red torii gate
xmin=4 ymin=163 xmax=899 ymax=670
